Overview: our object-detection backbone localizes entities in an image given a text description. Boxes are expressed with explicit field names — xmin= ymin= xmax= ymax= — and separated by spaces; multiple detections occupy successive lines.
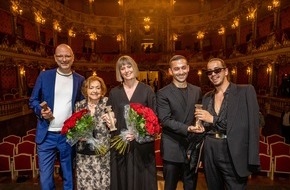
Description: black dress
xmin=108 ymin=82 xmax=158 ymax=190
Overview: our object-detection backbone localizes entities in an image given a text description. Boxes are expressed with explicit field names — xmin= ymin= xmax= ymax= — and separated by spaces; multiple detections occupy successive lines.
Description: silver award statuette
xmin=106 ymin=105 xmax=117 ymax=131
xmin=195 ymin=104 xmax=203 ymax=129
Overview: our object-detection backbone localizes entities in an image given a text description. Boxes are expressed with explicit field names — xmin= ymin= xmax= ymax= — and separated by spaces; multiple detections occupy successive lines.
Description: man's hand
xmin=40 ymin=102 xmax=54 ymax=120
xmin=195 ymin=109 xmax=214 ymax=123
xmin=188 ymin=125 xmax=205 ymax=133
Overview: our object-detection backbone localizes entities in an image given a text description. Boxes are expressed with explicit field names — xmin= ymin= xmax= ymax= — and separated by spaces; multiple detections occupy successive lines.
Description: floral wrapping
xmin=111 ymin=103 xmax=160 ymax=155
xmin=62 ymin=97 xmax=110 ymax=156
xmin=61 ymin=109 xmax=94 ymax=146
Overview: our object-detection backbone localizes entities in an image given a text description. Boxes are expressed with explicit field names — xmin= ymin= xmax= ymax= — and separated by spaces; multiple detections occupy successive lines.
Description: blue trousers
xmin=37 ymin=132 xmax=73 ymax=190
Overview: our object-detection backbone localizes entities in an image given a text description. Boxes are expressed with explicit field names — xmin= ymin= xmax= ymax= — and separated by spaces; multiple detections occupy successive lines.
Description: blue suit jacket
xmin=29 ymin=68 xmax=85 ymax=144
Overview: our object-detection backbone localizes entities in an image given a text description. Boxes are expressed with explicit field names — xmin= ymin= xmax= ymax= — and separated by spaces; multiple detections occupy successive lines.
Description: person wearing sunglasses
xmin=195 ymin=58 xmax=260 ymax=190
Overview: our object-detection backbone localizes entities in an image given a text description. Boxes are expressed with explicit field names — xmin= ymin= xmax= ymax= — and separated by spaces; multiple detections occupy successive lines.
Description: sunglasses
xmin=205 ymin=68 xmax=226 ymax=76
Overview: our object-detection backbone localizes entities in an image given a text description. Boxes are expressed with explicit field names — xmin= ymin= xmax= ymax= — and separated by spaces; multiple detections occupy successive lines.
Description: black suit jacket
xmin=157 ymin=83 xmax=202 ymax=163
xmin=203 ymin=83 xmax=260 ymax=177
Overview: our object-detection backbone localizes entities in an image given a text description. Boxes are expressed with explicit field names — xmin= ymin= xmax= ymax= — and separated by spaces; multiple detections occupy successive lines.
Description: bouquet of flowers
xmin=111 ymin=103 xmax=161 ymax=155
xmin=61 ymin=109 xmax=108 ymax=156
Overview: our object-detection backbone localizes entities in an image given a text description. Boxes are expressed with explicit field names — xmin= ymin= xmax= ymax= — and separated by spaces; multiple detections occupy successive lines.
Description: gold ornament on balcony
xmin=116 ymin=34 xmax=123 ymax=42
xmin=218 ymin=26 xmax=225 ymax=35
xmin=172 ymin=33 xmax=178 ymax=41
xmin=231 ymin=17 xmax=239 ymax=29
xmin=246 ymin=7 xmax=256 ymax=21
xmin=197 ymin=70 xmax=202 ymax=76
xmin=247 ymin=67 xmax=251 ymax=75
xmin=68 ymin=29 xmax=76 ymax=37
xmin=88 ymin=32 xmax=97 ymax=41
xmin=267 ymin=66 xmax=272 ymax=74
xmin=34 ymin=11 xmax=45 ymax=24
xmin=144 ymin=25 xmax=150 ymax=32
xmin=197 ymin=31 xmax=205 ymax=40
xmin=10 ymin=0 xmax=23 ymax=16
xmin=268 ymin=0 xmax=280 ymax=11
xmin=53 ymin=20 xmax=61 ymax=32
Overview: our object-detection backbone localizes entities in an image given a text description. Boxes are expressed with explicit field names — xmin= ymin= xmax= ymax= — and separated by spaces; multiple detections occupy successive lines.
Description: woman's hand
xmin=101 ymin=113 xmax=116 ymax=128
xmin=125 ymin=133 xmax=135 ymax=141
xmin=79 ymin=138 xmax=87 ymax=142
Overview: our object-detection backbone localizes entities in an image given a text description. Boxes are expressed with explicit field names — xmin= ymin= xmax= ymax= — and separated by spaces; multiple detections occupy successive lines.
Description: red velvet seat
xmin=266 ymin=134 xmax=285 ymax=146
xmin=26 ymin=128 xmax=37 ymax=135
xmin=13 ymin=141 xmax=37 ymax=179
xmin=270 ymin=142 xmax=290 ymax=180
xmin=0 ymin=142 xmax=15 ymax=179
xmin=22 ymin=134 xmax=36 ymax=143
xmin=259 ymin=141 xmax=269 ymax=155
xmin=259 ymin=153 xmax=272 ymax=176
xmin=155 ymin=134 xmax=163 ymax=171
xmin=3 ymin=135 xmax=21 ymax=146
xmin=273 ymin=155 xmax=290 ymax=177
xmin=13 ymin=153 xmax=35 ymax=179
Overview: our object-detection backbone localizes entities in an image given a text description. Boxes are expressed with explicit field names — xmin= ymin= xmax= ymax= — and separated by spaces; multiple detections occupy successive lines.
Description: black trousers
xmin=204 ymin=136 xmax=248 ymax=190
xmin=163 ymin=160 xmax=198 ymax=190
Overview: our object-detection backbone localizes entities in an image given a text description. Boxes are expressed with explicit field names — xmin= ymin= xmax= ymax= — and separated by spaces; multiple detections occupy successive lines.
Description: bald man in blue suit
xmin=29 ymin=44 xmax=85 ymax=190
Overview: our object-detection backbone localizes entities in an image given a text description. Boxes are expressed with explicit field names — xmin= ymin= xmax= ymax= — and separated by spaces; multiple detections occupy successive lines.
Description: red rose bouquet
xmin=61 ymin=109 xmax=108 ymax=156
xmin=61 ymin=109 xmax=94 ymax=146
xmin=111 ymin=103 xmax=161 ymax=155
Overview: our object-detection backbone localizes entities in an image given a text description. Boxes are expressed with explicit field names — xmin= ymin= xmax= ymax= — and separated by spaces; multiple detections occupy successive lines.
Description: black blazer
xmin=203 ymin=83 xmax=260 ymax=177
xmin=157 ymin=83 xmax=202 ymax=163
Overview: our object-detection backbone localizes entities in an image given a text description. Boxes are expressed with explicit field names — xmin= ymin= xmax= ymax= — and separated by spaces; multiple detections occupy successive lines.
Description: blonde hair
xmin=81 ymin=76 xmax=107 ymax=98
xmin=115 ymin=55 xmax=139 ymax=82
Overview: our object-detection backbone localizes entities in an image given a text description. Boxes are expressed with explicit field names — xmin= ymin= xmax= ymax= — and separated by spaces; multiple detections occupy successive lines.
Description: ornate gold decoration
xmin=10 ymin=0 xmax=23 ymax=16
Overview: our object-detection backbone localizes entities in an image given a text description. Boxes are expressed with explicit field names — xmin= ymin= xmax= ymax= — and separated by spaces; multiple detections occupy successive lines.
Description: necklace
xmin=88 ymin=102 xmax=97 ymax=108
xmin=56 ymin=69 xmax=72 ymax=77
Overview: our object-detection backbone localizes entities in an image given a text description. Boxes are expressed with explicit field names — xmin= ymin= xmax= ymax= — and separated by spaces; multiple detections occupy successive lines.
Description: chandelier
xmin=144 ymin=25 xmax=150 ymax=32
xmin=144 ymin=17 xmax=151 ymax=32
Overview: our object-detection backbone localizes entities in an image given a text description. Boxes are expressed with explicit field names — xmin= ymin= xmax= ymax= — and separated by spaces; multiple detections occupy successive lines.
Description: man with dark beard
xmin=157 ymin=55 xmax=204 ymax=190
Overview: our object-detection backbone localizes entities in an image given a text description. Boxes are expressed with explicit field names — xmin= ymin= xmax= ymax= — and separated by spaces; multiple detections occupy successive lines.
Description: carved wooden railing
xmin=0 ymin=98 xmax=32 ymax=121
xmin=257 ymin=95 xmax=290 ymax=117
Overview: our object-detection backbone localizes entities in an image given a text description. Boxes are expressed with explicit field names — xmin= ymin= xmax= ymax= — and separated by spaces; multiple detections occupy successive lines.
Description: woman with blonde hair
xmin=108 ymin=55 xmax=158 ymax=190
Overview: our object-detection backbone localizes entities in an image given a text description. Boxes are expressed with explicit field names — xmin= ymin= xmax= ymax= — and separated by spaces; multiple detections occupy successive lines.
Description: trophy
xmin=105 ymin=105 xmax=117 ymax=131
xmin=195 ymin=104 xmax=203 ymax=129
xmin=40 ymin=101 xmax=54 ymax=121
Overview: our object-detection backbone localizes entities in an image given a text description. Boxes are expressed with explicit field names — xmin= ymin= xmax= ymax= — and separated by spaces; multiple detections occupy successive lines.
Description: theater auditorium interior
xmin=0 ymin=0 xmax=290 ymax=189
